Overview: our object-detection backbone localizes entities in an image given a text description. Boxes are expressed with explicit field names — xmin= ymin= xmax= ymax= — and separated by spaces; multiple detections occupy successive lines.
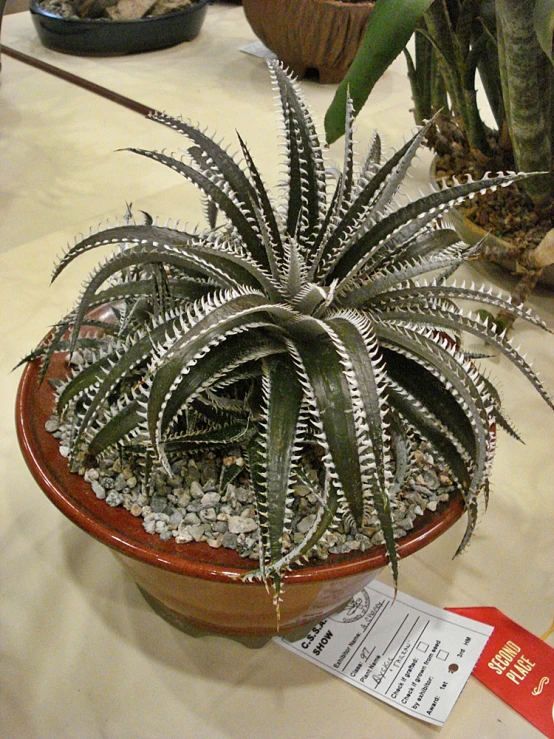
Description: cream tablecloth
xmin=1 ymin=4 xmax=553 ymax=737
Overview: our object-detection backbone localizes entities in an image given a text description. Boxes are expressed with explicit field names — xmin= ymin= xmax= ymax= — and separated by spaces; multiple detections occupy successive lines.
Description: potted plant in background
xmin=325 ymin=0 xmax=554 ymax=329
xmin=242 ymin=0 xmax=375 ymax=82
xmin=16 ymin=62 xmax=553 ymax=645
xmin=29 ymin=0 xmax=209 ymax=55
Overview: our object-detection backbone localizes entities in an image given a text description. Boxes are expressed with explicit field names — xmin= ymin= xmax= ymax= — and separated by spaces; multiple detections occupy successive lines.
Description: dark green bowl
xmin=29 ymin=0 xmax=209 ymax=55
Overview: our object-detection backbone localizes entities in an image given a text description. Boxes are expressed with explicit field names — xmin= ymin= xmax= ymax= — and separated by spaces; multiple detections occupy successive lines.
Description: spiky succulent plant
xmin=34 ymin=62 xmax=552 ymax=592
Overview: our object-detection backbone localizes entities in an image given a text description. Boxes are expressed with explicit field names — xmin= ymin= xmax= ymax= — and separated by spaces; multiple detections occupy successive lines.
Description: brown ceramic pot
xmin=242 ymin=0 xmax=374 ymax=83
xmin=16 ymin=349 xmax=464 ymax=646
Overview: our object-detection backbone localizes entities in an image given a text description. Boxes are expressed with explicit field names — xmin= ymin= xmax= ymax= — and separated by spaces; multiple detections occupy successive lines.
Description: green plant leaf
xmin=324 ymin=0 xmax=434 ymax=144
xmin=88 ymin=399 xmax=142 ymax=457
xmin=253 ymin=354 xmax=304 ymax=568
xmin=269 ymin=63 xmax=327 ymax=240
xmin=534 ymin=0 xmax=554 ymax=61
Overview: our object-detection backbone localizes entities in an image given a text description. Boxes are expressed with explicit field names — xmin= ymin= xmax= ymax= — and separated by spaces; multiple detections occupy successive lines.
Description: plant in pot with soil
xmin=325 ymin=0 xmax=554 ymax=329
xmin=16 ymin=62 xmax=553 ymax=645
xmin=30 ymin=0 xmax=209 ymax=55
xmin=242 ymin=0 xmax=375 ymax=83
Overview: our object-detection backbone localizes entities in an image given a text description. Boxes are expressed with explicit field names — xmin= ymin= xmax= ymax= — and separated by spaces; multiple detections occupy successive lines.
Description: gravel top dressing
xmin=47 ymin=413 xmax=457 ymax=562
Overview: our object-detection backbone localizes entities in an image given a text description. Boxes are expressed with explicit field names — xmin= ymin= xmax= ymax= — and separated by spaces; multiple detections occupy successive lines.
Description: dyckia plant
xmin=34 ymin=62 xmax=552 ymax=594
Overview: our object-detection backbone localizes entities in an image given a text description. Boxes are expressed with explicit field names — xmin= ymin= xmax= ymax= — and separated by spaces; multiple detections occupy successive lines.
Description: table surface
xmin=1 ymin=5 xmax=553 ymax=737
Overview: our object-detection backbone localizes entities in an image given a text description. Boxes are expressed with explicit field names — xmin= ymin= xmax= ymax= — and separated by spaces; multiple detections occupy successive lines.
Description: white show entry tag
xmin=276 ymin=580 xmax=492 ymax=726
xmin=239 ymin=41 xmax=278 ymax=60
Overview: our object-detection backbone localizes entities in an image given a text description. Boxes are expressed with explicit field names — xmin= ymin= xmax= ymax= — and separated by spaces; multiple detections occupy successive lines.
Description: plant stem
xmin=424 ymin=0 xmax=491 ymax=157
xmin=496 ymin=0 xmax=554 ymax=205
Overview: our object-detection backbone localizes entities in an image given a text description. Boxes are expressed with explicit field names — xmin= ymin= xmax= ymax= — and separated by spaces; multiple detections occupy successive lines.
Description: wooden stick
xmin=1 ymin=44 xmax=155 ymax=116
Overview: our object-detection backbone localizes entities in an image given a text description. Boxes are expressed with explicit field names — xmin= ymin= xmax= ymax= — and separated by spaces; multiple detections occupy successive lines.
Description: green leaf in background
xmin=534 ymin=0 xmax=554 ymax=61
xmin=324 ymin=0 xmax=434 ymax=144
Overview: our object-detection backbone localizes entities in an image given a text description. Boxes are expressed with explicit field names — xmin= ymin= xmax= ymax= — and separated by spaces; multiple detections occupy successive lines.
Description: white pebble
xmin=228 ymin=516 xmax=258 ymax=535
xmin=297 ymin=514 xmax=316 ymax=534
xmin=45 ymin=419 xmax=59 ymax=433
xmin=190 ymin=481 xmax=204 ymax=498
xmin=143 ymin=519 xmax=156 ymax=534
xmin=91 ymin=481 xmax=105 ymax=499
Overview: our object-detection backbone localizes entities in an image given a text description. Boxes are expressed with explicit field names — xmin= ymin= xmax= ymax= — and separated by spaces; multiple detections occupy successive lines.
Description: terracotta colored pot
xmin=16 ymin=350 xmax=464 ymax=646
xmin=242 ymin=0 xmax=374 ymax=83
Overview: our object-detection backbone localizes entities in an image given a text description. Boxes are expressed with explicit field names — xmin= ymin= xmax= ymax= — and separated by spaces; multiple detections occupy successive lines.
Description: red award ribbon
xmin=447 ymin=607 xmax=554 ymax=738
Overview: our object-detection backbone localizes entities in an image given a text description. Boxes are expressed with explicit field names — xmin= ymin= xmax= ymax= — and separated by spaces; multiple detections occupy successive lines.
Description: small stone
xmin=130 ymin=503 xmax=143 ymax=517
xmin=69 ymin=350 xmax=84 ymax=366
xmin=45 ymin=418 xmax=60 ymax=433
xmin=427 ymin=499 xmax=438 ymax=512
xmin=126 ymin=476 xmax=137 ymax=489
xmin=206 ymin=537 xmax=222 ymax=549
xmin=84 ymin=468 xmax=99 ymax=482
xmin=175 ymin=488 xmax=190 ymax=507
xmin=297 ymin=514 xmax=316 ymax=534
xmin=106 ymin=491 xmax=123 ymax=507
xmin=91 ymin=481 xmax=106 ymax=499
xmin=143 ymin=519 xmax=156 ymax=534
xmin=190 ymin=480 xmax=204 ymax=498
xmin=159 ymin=529 xmax=172 ymax=542
xmin=293 ymin=484 xmax=311 ymax=497
xmin=59 ymin=446 xmax=70 ymax=458
xmin=150 ymin=496 xmax=167 ymax=513
xmin=169 ymin=510 xmax=183 ymax=526
xmin=227 ymin=516 xmax=258 ymax=535
xmin=200 ymin=466 xmax=217 ymax=486
xmin=114 ymin=474 xmax=126 ymax=492
xmin=175 ymin=528 xmax=193 ymax=544
xmin=201 ymin=492 xmax=221 ymax=507
xmin=199 ymin=508 xmax=217 ymax=522
xmin=221 ymin=532 xmax=238 ymax=550
xmin=184 ymin=512 xmax=201 ymax=525
xmin=422 ymin=470 xmax=440 ymax=490
xmin=189 ymin=524 xmax=206 ymax=542
xmin=235 ymin=487 xmax=250 ymax=503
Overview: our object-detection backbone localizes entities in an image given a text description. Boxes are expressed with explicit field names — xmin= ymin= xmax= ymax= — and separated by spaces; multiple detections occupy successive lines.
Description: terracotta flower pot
xmin=242 ymin=0 xmax=374 ymax=83
xmin=16 ymin=349 xmax=464 ymax=647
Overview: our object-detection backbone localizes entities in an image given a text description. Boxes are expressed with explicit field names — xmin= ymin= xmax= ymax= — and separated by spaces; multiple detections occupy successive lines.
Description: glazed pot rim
xmin=16 ymin=349 xmax=465 ymax=585
xmin=29 ymin=0 xmax=209 ymax=25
